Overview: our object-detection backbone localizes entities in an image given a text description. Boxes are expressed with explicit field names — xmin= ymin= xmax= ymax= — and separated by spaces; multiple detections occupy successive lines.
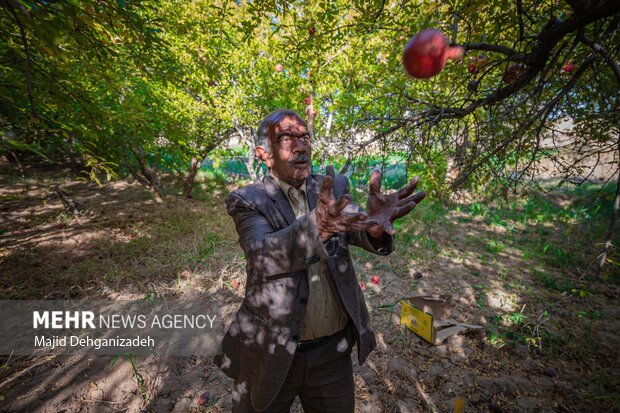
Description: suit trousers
xmin=232 ymin=320 xmax=356 ymax=413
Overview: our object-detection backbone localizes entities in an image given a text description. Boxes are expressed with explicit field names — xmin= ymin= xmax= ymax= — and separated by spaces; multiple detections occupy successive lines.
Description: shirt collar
xmin=271 ymin=173 xmax=307 ymax=196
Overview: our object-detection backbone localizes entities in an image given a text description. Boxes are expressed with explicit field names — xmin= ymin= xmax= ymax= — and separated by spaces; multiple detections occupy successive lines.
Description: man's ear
xmin=256 ymin=145 xmax=272 ymax=168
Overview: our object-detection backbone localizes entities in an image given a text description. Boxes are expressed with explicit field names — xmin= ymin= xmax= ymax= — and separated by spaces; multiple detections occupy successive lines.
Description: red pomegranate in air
xmin=275 ymin=63 xmax=283 ymax=72
xmin=402 ymin=28 xmax=464 ymax=79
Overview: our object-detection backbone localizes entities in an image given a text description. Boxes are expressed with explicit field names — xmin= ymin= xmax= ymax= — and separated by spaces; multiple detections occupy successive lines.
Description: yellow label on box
xmin=401 ymin=300 xmax=434 ymax=343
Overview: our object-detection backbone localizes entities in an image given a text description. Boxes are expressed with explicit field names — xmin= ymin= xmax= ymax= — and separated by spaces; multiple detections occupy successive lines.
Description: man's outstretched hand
xmin=316 ymin=166 xmax=379 ymax=240
xmin=366 ymin=171 xmax=426 ymax=238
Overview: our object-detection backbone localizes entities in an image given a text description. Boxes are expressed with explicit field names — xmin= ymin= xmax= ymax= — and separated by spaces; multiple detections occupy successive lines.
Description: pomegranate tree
xmin=402 ymin=28 xmax=464 ymax=79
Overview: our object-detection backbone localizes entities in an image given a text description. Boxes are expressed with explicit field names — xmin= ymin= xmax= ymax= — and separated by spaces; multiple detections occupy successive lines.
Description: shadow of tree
xmin=1 ymin=164 xmax=618 ymax=412
xmin=345 ymin=192 xmax=619 ymax=412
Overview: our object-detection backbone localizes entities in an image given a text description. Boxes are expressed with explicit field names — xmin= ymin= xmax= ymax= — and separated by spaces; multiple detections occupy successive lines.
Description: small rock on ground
xmin=397 ymin=398 xmax=418 ymax=413
xmin=517 ymin=396 xmax=542 ymax=411
xmin=388 ymin=358 xmax=418 ymax=383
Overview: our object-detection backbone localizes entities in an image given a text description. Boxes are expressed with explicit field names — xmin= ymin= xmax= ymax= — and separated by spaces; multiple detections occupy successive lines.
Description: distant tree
xmin=0 ymin=0 xmax=164 ymax=176
xmin=0 ymin=0 xmax=230 ymax=198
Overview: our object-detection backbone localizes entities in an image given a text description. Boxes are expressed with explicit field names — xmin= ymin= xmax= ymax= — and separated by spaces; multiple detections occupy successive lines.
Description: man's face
xmin=260 ymin=115 xmax=312 ymax=188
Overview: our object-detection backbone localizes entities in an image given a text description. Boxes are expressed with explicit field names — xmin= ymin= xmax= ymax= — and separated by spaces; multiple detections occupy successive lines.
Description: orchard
xmin=0 ymin=0 xmax=619 ymax=412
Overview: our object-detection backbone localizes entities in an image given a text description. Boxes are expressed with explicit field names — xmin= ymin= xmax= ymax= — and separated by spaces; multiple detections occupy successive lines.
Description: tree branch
xmin=516 ymin=0 xmax=525 ymax=41
xmin=4 ymin=1 xmax=37 ymax=134
xmin=442 ymin=0 xmax=620 ymax=125
xmin=450 ymin=57 xmax=594 ymax=189
xmin=462 ymin=42 xmax=521 ymax=57
xmin=578 ymin=29 xmax=620 ymax=85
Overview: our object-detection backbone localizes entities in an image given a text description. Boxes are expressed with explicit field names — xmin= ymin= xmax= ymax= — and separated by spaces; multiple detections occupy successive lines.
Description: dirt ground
xmin=1 ymin=162 xmax=619 ymax=412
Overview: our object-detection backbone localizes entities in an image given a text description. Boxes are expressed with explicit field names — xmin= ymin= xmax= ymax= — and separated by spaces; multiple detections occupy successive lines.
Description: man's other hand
xmin=316 ymin=166 xmax=378 ymax=240
xmin=366 ymin=171 xmax=426 ymax=238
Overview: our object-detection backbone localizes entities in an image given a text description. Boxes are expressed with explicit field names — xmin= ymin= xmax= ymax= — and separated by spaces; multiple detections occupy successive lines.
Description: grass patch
xmin=532 ymin=269 xmax=576 ymax=293
xmin=485 ymin=238 xmax=507 ymax=254
xmin=486 ymin=309 xmax=569 ymax=354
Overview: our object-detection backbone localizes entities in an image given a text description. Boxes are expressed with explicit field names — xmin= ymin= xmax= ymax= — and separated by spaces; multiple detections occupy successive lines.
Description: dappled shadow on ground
xmin=1 ymin=161 xmax=619 ymax=412
xmin=0 ymin=162 xmax=240 ymax=299
xmin=0 ymin=162 xmax=247 ymax=412
xmin=1 ymin=181 xmax=156 ymax=298
xmin=347 ymin=193 xmax=620 ymax=412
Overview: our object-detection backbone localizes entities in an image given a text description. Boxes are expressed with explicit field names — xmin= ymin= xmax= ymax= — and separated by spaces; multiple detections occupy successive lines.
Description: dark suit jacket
xmin=213 ymin=172 xmax=394 ymax=412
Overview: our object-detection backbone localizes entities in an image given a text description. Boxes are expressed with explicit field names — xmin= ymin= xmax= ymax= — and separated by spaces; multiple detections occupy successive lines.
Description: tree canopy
xmin=1 ymin=0 xmax=618 ymax=198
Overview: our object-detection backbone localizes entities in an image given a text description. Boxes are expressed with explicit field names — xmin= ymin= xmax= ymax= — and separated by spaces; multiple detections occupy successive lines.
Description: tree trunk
xmin=66 ymin=133 xmax=83 ymax=175
xmin=7 ymin=148 xmax=25 ymax=177
xmin=132 ymin=147 xmax=164 ymax=202
xmin=182 ymin=142 xmax=217 ymax=198
xmin=6 ymin=1 xmax=38 ymax=142
xmin=234 ymin=123 xmax=261 ymax=182
xmin=183 ymin=156 xmax=201 ymax=198
xmin=597 ymin=131 xmax=620 ymax=276
xmin=319 ymin=112 xmax=334 ymax=172
xmin=143 ymin=164 xmax=163 ymax=201
xmin=447 ymin=126 xmax=469 ymax=184
xmin=305 ymin=102 xmax=315 ymax=138
xmin=244 ymin=142 xmax=259 ymax=182
xmin=340 ymin=155 xmax=353 ymax=175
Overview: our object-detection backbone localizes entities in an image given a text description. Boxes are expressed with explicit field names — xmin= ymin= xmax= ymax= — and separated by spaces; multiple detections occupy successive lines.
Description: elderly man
xmin=214 ymin=109 xmax=425 ymax=412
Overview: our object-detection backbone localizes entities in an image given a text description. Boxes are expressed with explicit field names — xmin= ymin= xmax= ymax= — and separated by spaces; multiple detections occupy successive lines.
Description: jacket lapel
xmin=306 ymin=174 xmax=320 ymax=210
xmin=263 ymin=173 xmax=296 ymax=226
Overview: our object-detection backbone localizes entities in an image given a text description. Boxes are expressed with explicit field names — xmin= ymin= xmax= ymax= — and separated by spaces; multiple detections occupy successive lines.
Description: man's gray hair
xmin=256 ymin=109 xmax=306 ymax=153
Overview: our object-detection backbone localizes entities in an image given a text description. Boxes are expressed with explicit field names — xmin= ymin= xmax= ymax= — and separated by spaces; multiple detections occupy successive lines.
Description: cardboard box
xmin=400 ymin=295 xmax=482 ymax=345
